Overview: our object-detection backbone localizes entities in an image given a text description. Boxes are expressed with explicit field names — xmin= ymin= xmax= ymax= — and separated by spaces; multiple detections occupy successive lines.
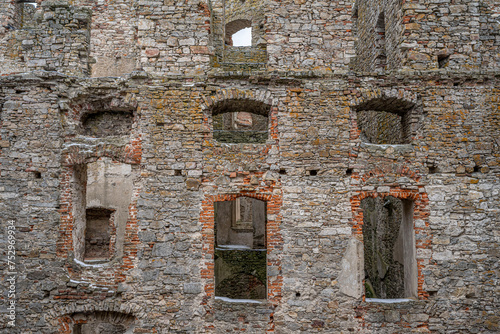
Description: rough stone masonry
xmin=0 ymin=0 xmax=499 ymax=333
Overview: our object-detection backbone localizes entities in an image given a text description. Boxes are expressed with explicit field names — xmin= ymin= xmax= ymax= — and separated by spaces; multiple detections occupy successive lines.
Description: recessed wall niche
xmin=81 ymin=111 xmax=134 ymax=138
xmin=73 ymin=97 xmax=137 ymax=138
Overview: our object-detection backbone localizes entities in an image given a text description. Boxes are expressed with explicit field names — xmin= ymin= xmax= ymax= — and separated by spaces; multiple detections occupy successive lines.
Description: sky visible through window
xmin=232 ymin=27 xmax=252 ymax=46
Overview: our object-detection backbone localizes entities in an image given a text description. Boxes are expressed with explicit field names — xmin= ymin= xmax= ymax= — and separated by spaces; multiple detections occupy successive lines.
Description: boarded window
xmin=84 ymin=208 xmax=114 ymax=261
xmin=212 ymin=99 xmax=269 ymax=144
xmin=362 ymin=196 xmax=417 ymax=298
xmin=214 ymin=197 xmax=267 ymax=300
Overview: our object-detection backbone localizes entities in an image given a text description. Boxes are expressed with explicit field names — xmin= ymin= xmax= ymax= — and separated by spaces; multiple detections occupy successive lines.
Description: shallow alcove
xmin=81 ymin=110 xmax=134 ymax=138
xmin=84 ymin=208 xmax=115 ymax=261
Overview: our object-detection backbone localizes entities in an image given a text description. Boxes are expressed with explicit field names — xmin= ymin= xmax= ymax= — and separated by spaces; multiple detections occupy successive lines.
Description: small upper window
xmin=232 ymin=27 xmax=252 ymax=47
xmin=225 ymin=19 xmax=252 ymax=47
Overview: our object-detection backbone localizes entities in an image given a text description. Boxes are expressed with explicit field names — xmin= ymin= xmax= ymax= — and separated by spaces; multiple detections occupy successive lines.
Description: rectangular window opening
xmin=362 ymin=196 xmax=417 ymax=299
xmin=214 ymin=197 xmax=267 ymax=300
xmin=213 ymin=111 xmax=268 ymax=144
xmin=73 ymin=159 xmax=129 ymax=264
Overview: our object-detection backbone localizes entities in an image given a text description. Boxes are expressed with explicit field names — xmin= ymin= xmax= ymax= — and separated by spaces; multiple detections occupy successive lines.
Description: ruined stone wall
xmin=1 ymin=71 xmax=498 ymax=333
xmin=134 ymin=0 xmax=211 ymax=76
xmin=0 ymin=0 xmax=499 ymax=333
xmin=354 ymin=0 xmax=404 ymax=72
xmin=73 ymin=0 xmax=138 ymax=77
xmin=0 ymin=1 xmax=91 ymax=76
xmin=266 ymin=0 xmax=355 ymax=72
xmin=401 ymin=0 xmax=487 ymax=70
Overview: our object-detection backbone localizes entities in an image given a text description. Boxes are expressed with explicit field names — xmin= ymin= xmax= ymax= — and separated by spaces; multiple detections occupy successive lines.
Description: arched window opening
xmin=375 ymin=12 xmax=386 ymax=71
xmin=215 ymin=197 xmax=267 ymax=300
xmin=362 ymin=196 xmax=417 ymax=299
xmin=225 ymin=19 xmax=252 ymax=47
xmin=69 ymin=311 xmax=135 ymax=334
xmin=355 ymin=97 xmax=415 ymax=144
xmin=232 ymin=27 xmax=252 ymax=47
xmin=212 ymin=99 xmax=269 ymax=144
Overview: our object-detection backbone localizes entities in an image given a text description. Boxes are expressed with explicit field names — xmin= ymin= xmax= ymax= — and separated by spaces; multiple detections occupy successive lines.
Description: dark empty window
xmin=84 ymin=208 xmax=114 ymax=261
xmin=362 ymin=196 xmax=417 ymax=299
xmin=355 ymin=97 xmax=416 ymax=144
xmin=81 ymin=111 xmax=133 ymax=137
xmin=212 ymin=99 xmax=269 ymax=144
xmin=438 ymin=54 xmax=450 ymax=68
xmin=215 ymin=197 xmax=267 ymax=300
xmin=375 ymin=12 xmax=387 ymax=71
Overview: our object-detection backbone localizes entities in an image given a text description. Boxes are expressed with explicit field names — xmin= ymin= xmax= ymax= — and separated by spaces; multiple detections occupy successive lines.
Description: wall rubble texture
xmin=0 ymin=0 xmax=499 ymax=333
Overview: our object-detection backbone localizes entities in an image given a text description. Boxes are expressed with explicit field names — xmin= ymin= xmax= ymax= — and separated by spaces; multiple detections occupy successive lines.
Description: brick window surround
xmin=200 ymin=192 xmax=283 ymax=305
xmin=351 ymin=187 xmax=430 ymax=299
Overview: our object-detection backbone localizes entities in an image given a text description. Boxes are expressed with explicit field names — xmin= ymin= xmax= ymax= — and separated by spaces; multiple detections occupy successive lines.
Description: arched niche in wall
xmin=74 ymin=97 xmax=137 ymax=138
xmin=62 ymin=311 xmax=135 ymax=334
xmin=353 ymin=97 xmax=418 ymax=145
xmin=211 ymin=99 xmax=270 ymax=144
